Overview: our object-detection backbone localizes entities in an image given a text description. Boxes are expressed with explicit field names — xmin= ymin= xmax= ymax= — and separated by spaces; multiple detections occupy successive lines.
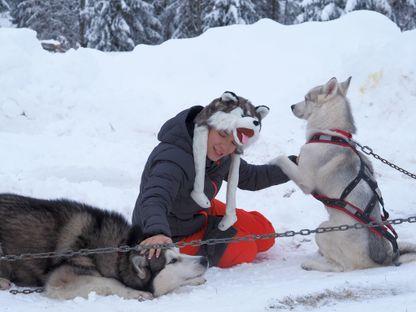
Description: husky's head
xmin=120 ymin=248 xmax=208 ymax=297
xmin=150 ymin=248 xmax=208 ymax=297
xmin=291 ymin=77 xmax=356 ymax=133
xmin=196 ymin=91 xmax=269 ymax=153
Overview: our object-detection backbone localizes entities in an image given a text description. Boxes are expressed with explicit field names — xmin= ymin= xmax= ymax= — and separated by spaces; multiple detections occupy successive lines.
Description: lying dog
xmin=0 ymin=194 xmax=208 ymax=299
xmin=271 ymin=77 xmax=416 ymax=272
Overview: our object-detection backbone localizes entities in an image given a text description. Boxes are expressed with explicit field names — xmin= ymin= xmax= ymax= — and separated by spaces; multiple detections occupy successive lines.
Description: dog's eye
xmin=169 ymin=258 xmax=178 ymax=264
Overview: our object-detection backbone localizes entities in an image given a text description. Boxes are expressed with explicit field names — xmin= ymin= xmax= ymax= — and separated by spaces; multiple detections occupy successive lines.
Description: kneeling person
xmin=133 ymin=93 xmax=294 ymax=267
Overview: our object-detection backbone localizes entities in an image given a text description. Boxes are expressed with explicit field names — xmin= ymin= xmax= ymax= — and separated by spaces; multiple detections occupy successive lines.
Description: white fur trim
xmin=218 ymin=154 xmax=240 ymax=231
xmin=191 ymin=125 xmax=210 ymax=208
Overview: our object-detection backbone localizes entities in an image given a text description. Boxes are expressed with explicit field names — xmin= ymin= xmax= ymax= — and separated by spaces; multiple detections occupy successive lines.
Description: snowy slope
xmin=0 ymin=10 xmax=415 ymax=312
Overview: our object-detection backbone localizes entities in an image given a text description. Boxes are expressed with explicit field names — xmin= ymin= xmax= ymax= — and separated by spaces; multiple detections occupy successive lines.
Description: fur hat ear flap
xmin=339 ymin=76 xmax=352 ymax=96
xmin=323 ymin=77 xmax=339 ymax=98
xmin=221 ymin=91 xmax=238 ymax=103
xmin=256 ymin=105 xmax=270 ymax=120
xmin=131 ymin=255 xmax=148 ymax=280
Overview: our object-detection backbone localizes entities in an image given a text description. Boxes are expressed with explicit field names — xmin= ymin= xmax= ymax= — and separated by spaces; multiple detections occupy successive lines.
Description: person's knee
xmin=243 ymin=211 xmax=276 ymax=252
xmin=256 ymin=236 xmax=275 ymax=252
xmin=217 ymin=241 xmax=257 ymax=268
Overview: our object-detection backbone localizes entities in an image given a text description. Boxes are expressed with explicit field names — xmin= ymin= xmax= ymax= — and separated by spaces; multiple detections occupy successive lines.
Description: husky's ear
xmin=323 ymin=77 xmax=338 ymax=98
xmin=339 ymin=76 xmax=352 ymax=96
xmin=256 ymin=105 xmax=270 ymax=120
xmin=131 ymin=255 xmax=148 ymax=280
xmin=221 ymin=91 xmax=238 ymax=103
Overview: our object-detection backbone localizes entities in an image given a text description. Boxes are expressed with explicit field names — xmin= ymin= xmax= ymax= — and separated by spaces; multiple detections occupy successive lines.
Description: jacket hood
xmin=157 ymin=106 xmax=203 ymax=153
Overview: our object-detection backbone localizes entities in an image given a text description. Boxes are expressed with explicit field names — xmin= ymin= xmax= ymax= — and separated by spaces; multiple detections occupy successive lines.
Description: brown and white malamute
xmin=0 ymin=194 xmax=207 ymax=299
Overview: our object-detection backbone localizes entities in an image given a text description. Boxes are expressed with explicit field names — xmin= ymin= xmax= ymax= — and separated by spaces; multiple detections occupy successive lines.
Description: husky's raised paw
xmin=218 ymin=214 xmax=237 ymax=231
xmin=268 ymin=155 xmax=286 ymax=166
xmin=190 ymin=191 xmax=211 ymax=208
xmin=0 ymin=278 xmax=12 ymax=290
xmin=270 ymin=156 xmax=312 ymax=194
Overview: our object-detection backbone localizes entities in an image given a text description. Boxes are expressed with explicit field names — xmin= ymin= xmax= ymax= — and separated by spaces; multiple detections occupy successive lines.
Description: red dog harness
xmin=308 ymin=129 xmax=399 ymax=259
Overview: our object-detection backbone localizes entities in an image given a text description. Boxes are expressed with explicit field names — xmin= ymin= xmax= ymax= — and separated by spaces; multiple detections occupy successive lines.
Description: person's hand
xmin=140 ymin=234 xmax=172 ymax=259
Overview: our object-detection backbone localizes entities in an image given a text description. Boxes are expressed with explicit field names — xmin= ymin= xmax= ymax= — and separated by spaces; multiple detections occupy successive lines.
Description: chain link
xmin=9 ymin=288 xmax=44 ymax=295
xmin=5 ymin=140 xmax=415 ymax=295
xmin=353 ymin=140 xmax=416 ymax=179
xmin=4 ymin=216 xmax=416 ymax=295
xmin=1 ymin=216 xmax=415 ymax=264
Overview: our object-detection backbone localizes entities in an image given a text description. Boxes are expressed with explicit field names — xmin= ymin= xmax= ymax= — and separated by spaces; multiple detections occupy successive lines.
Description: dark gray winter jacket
xmin=132 ymin=106 xmax=289 ymax=240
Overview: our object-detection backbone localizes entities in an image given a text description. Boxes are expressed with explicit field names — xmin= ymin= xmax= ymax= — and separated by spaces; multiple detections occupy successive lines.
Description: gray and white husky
xmin=192 ymin=91 xmax=269 ymax=231
xmin=0 ymin=194 xmax=208 ymax=299
xmin=271 ymin=77 xmax=416 ymax=272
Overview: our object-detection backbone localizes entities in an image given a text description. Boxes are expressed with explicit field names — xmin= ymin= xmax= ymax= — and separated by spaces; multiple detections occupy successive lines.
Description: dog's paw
xmin=300 ymin=261 xmax=314 ymax=271
xmin=135 ymin=290 xmax=153 ymax=301
xmin=191 ymin=191 xmax=210 ymax=208
xmin=186 ymin=277 xmax=206 ymax=287
xmin=218 ymin=214 xmax=237 ymax=231
xmin=0 ymin=278 xmax=12 ymax=290
xmin=301 ymin=259 xmax=344 ymax=272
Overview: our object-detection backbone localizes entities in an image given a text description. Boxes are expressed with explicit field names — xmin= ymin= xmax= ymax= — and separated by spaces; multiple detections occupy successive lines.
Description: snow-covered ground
xmin=0 ymin=10 xmax=415 ymax=312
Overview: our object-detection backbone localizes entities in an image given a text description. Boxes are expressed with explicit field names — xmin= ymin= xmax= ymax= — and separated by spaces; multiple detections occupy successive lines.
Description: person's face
xmin=207 ymin=129 xmax=237 ymax=161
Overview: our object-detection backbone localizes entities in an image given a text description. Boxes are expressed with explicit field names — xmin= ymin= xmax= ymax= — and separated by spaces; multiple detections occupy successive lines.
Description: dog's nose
xmin=253 ymin=120 xmax=259 ymax=126
xmin=200 ymin=257 xmax=209 ymax=267
xmin=291 ymin=105 xmax=295 ymax=112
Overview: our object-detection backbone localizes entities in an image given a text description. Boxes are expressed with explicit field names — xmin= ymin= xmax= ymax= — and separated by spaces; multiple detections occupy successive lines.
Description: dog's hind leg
xmin=45 ymin=265 xmax=153 ymax=300
xmin=0 ymin=278 xmax=12 ymax=290
xmin=0 ymin=260 xmax=12 ymax=290
xmin=397 ymin=241 xmax=416 ymax=264
xmin=301 ymin=256 xmax=344 ymax=272
xmin=368 ymin=232 xmax=389 ymax=264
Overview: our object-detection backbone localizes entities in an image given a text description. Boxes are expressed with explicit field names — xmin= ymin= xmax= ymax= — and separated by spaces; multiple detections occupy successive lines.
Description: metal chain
xmin=4 ymin=216 xmax=416 ymax=295
xmin=5 ymin=141 xmax=415 ymax=295
xmin=9 ymin=288 xmax=44 ymax=295
xmin=353 ymin=140 xmax=416 ymax=179
xmin=1 ymin=216 xmax=415 ymax=264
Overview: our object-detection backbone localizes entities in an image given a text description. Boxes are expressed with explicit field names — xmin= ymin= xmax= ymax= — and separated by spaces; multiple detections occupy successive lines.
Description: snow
xmin=321 ymin=3 xmax=337 ymax=21
xmin=345 ymin=0 xmax=359 ymax=12
xmin=1 ymin=10 xmax=416 ymax=311
xmin=0 ymin=11 xmax=12 ymax=27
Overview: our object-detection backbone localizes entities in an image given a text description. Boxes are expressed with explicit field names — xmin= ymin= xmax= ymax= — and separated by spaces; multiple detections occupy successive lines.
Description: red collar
xmin=330 ymin=128 xmax=352 ymax=139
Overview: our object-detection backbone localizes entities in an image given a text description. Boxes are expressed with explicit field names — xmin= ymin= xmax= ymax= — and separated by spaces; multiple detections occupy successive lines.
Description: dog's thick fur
xmin=0 ymin=194 xmax=207 ymax=299
xmin=271 ymin=77 xmax=416 ymax=272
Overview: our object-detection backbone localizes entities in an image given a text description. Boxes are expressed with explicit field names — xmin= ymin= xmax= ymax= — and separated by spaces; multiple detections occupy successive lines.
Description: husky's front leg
xmin=191 ymin=125 xmax=211 ymax=208
xmin=46 ymin=266 xmax=153 ymax=300
xmin=180 ymin=276 xmax=206 ymax=287
xmin=218 ymin=153 xmax=240 ymax=231
xmin=270 ymin=155 xmax=312 ymax=194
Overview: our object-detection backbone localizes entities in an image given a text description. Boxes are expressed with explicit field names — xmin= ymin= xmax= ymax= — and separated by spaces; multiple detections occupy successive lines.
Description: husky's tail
xmin=398 ymin=241 xmax=416 ymax=264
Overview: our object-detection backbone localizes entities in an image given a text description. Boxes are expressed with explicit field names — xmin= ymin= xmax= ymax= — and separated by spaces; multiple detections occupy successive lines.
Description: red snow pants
xmin=178 ymin=199 xmax=275 ymax=268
